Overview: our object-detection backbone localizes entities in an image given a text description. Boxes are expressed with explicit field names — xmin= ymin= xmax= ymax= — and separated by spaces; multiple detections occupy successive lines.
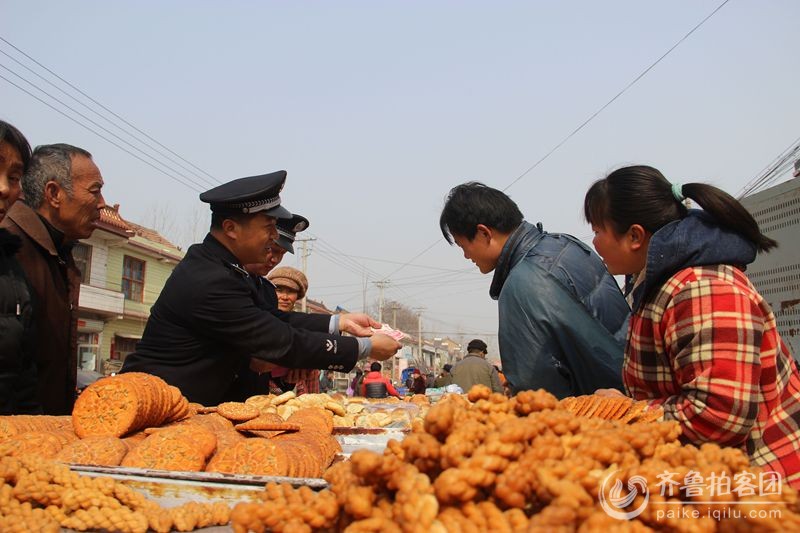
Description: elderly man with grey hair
xmin=1 ymin=143 xmax=106 ymax=414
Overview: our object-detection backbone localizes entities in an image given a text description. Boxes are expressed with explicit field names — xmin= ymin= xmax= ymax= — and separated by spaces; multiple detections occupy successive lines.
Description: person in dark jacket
xmin=411 ymin=369 xmax=426 ymax=394
xmin=320 ymin=370 xmax=335 ymax=393
xmin=349 ymin=368 xmax=364 ymax=397
xmin=121 ymin=171 xmax=400 ymax=405
xmin=433 ymin=364 xmax=454 ymax=388
xmin=1 ymin=143 xmax=106 ymax=415
xmin=439 ymin=182 xmax=629 ymax=398
xmin=0 ymin=120 xmax=40 ymax=415
xmin=237 ymin=223 xmax=311 ymax=399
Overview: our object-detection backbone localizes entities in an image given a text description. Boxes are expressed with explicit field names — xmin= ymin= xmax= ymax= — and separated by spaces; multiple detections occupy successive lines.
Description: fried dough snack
xmin=230 ymin=482 xmax=340 ymax=533
xmin=217 ymin=402 xmax=261 ymax=422
xmin=122 ymin=430 xmax=209 ymax=472
xmin=0 ymin=452 xmax=230 ymax=533
xmin=560 ymin=394 xmax=664 ymax=423
xmin=72 ymin=373 xmax=189 ymax=438
xmin=0 ymin=431 xmax=67 ymax=459
xmin=287 ymin=407 xmax=335 ymax=435
xmin=239 ymin=392 xmax=426 ymax=430
xmin=142 ymin=420 xmax=218 ymax=458
xmin=0 ymin=415 xmax=73 ymax=440
xmin=54 ymin=436 xmax=129 ymax=467
xmin=205 ymin=438 xmax=289 ymax=476
xmin=234 ymin=384 xmax=800 ymax=532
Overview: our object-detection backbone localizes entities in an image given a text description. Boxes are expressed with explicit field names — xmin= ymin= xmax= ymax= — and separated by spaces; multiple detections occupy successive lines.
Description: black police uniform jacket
xmin=121 ymin=234 xmax=359 ymax=405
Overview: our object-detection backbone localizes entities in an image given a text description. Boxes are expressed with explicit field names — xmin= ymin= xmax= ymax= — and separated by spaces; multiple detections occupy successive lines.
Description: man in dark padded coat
xmin=122 ymin=170 xmax=400 ymax=405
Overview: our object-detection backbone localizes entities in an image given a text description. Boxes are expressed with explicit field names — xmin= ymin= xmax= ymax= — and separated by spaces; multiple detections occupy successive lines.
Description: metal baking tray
xmin=70 ymin=464 xmax=329 ymax=496
xmin=62 ymin=429 xmax=406 ymax=531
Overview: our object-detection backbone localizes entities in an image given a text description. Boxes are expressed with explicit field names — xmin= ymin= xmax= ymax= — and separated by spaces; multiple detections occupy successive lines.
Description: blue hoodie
xmin=631 ymin=210 xmax=757 ymax=312
xmin=490 ymin=221 xmax=630 ymax=398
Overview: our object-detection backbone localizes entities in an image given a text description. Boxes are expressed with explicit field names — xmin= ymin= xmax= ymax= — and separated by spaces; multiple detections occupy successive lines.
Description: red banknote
xmin=371 ymin=324 xmax=407 ymax=341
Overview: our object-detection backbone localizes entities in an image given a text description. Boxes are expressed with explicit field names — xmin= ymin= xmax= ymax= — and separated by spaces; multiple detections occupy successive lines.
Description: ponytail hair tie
xmin=671 ymin=182 xmax=685 ymax=202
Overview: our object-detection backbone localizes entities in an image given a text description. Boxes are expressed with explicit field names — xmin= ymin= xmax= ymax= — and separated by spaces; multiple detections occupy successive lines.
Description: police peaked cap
xmin=275 ymin=214 xmax=310 ymax=254
xmin=200 ymin=170 xmax=291 ymax=219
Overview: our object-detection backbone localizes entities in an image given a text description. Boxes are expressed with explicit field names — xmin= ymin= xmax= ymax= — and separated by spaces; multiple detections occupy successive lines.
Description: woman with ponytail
xmin=584 ymin=165 xmax=800 ymax=488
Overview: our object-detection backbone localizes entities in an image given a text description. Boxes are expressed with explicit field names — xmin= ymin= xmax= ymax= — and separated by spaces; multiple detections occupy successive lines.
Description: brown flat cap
xmin=267 ymin=266 xmax=308 ymax=299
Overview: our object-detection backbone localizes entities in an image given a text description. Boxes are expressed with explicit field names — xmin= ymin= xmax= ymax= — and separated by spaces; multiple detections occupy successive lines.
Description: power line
xmin=0 ymin=37 xmax=401 ymax=303
xmin=311 ymin=235 xmax=384 ymax=280
xmin=737 ymin=135 xmax=800 ymax=198
xmin=0 ymin=36 xmax=220 ymax=187
xmin=0 ymin=45 xmax=415 ymax=315
xmin=0 ymin=71 xmax=204 ymax=193
xmin=0 ymin=61 xmax=212 ymax=193
xmin=0 ymin=38 xmax=472 ymax=326
xmin=375 ymin=0 xmax=732 ymax=283
xmin=331 ymin=252 xmax=470 ymax=273
xmin=503 ymin=0 xmax=731 ymax=191
xmin=0 ymin=48 xmax=219 ymax=190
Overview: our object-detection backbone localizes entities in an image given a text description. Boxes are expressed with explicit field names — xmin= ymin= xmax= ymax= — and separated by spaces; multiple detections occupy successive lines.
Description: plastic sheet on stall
xmin=333 ymin=428 xmax=409 ymax=457
xmin=340 ymin=399 xmax=420 ymax=429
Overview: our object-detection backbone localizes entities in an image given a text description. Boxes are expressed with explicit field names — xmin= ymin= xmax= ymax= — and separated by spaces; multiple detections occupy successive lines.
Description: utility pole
xmin=389 ymin=304 xmax=401 ymax=382
xmin=413 ymin=307 xmax=425 ymax=368
xmin=362 ymin=272 xmax=368 ymax=314
xmin=296 ymin=237 xmax=316 ymax=312
xmin=373 ymin=280 xmax=389 ymax=324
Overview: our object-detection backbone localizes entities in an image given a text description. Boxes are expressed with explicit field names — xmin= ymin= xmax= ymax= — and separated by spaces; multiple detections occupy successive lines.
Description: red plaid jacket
xmin=286 ymin=369 xmax=320 ymax=395
xmin=625 ymin=264 xmax=800 ymax=488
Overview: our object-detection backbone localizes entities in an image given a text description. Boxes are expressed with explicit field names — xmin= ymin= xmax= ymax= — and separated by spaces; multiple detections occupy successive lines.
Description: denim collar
xmin=489 ymin=221 xmax=544 ymax=300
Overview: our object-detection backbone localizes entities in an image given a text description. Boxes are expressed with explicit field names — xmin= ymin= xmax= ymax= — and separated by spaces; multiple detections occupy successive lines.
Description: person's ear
xmin=43 ymin=181 xmax=63 ymax=208
xmin=628 ymin=224 xmax=649 ymax=251
xmin=475 ymin=224 xmax=492 ymax=243
xmin=222 ymin=218 xmax=239 ymax=241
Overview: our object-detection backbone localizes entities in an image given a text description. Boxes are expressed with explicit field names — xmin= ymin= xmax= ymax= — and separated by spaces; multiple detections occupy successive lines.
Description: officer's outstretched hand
xmin=339 ymin=313 xmax=381 ymax=337
xmin=368 ymin=334 xmax=402 ymax=361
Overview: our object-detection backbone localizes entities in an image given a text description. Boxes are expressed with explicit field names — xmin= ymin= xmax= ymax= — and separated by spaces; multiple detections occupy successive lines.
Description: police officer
xmin=275 ymin=213 xmax=308 ymax=254
xmin=241 ymin=212 xmax=309 ymax=310
xmin=121 ymin=170 xmax=401 ymax=405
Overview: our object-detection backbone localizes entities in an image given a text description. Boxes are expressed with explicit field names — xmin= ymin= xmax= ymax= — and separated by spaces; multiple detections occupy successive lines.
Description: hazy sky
xmin=2 ymin=1 xmax=798 ymax=355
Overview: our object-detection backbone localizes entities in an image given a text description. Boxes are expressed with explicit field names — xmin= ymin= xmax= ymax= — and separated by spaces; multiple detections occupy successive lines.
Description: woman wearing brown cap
xmin=267 ymin=266 xmax=320 ymax=395
xmin=268 ymin=266 xmax=308 ymax=312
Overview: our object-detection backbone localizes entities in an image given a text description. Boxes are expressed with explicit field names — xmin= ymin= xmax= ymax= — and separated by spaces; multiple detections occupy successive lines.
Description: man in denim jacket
xmin=439 ymin=182 xmax=629 ymax=398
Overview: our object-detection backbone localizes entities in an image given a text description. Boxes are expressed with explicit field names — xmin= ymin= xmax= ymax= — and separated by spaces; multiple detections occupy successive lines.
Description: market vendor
xmin=121 ymin=170 xmax=401 ymax=405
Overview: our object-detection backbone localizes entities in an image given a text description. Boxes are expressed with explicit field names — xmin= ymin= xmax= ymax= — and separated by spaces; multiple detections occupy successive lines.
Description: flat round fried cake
xmin=146 ymin=422 xmax=217 ymax=459
xmin=286 ymin=408 xmax=333 ymax=435
xmin=55 ymin=436 xmax=128 ymax=466
xmin=217 ymin=402 xmax=260 ymax=422
xmin=121 ymin=433 xmax=207 ymax=472
xmin=72 ymin=378 xmax=140 ymax=438
xmin=205 ymin=438 xmax=288 ymax=476
xmin=0 ymin=431 xmax=65 ymax=458
xmin=272 ymin=433 xmax=326 ymax=478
